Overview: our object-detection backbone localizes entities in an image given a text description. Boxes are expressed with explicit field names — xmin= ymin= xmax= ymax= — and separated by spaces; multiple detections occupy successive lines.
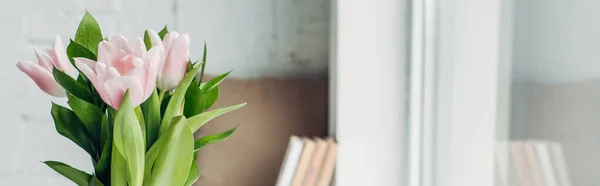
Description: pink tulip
xmin=16 ymin=35 xmax=78 ymax=97
xmin=75 ymin=35 xmax=161 ymax=110
xmin=148 ymin=30 xmax=190 ymax=91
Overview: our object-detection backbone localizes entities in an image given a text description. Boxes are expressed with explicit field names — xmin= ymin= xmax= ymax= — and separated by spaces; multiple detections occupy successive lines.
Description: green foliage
xmin=53 ymin=68 xmax=94 ymax=104
xmin=51 ymin=103 xmax=97 ymax=159
xmin=67 ymin=93 xmax=103 ymax=144
xmin=74 ymin=11 xmax=103 ymax=55
xmin=197 ymin=42 xmax=208 ymax=83
xmin=194 ymin=125 xmax=239 ymax=150
xmin=94 ymin=135 xmax=111 ymax=184
xmin=147 ymin=116 xmax=194 ymax=186
xmin=89 ymin=175 xmax=104 ymax=186
xmin=201 ymin=70 xmax=231 ymax=93
xmin=66 ymin=40 xmax=97 ymax=63
xmin=44 ymin=161 xmax=92 ymax=186
xmin=143 ymin=30 xmax=153 ymax=51
xmin=183 ymin=77 xmax=206 ymax=118
xmin=158 ymin=25 xmax=169 ymax=40
xmin=188 ymin=103 xmax=247 ymax=132
xmin=41 ymin=12 xmax=247 ymax=186
xmin=113 ymin=91 xmax=145 ymax=186
xmin=141 ymin=89 xmax=162 ymax=149
xmin=184 ymin=161 xmax=200 ymax=186
xmin=111 ymin=144 xmax=128 ymax=186
xmin=204 ymin=86 xmax=219 ymax=110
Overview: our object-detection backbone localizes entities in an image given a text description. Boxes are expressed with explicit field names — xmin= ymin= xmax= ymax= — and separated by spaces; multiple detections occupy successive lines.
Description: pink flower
xmin=16 ymin=36 xmax=78 ymax=97
xmin=148 ymin=30 xmax=190 ymax=91
xmin=75 ymin=35 xmax=161 ymax=109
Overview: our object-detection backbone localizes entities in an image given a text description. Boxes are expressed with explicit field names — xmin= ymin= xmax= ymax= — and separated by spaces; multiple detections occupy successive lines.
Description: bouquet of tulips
xmin=15 ymin=11 xmax=245 ymax=186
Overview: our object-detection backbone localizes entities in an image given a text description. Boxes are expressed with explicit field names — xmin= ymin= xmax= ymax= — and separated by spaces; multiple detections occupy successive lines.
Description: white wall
xmin=513 ymin=0 xmax=600 ymax=83
xmin=0 ymin=0 xmax=328 ymax=185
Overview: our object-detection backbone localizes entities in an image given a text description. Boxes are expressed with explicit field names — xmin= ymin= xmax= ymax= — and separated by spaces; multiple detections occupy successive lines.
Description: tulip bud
xmin=148 ymin=30 xmax=190 ymax=91
xmin=16 ymin=36 xmax=77 ymax=97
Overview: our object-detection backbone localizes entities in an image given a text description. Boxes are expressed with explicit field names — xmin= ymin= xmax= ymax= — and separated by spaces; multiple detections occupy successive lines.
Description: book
xmin=302 ymin=138 xmax=329 ymax=186
xmin=276 ymin=136 xmax=306 ymax=186
xmin=523 ymin=142 xmax=545 ymax=186
xmin=510 ymin=142 xmax=533 ymax=186
xmin=532 ymin=142 xmax=558 ymax=186
xmin=292 ymin=137 xmax=316 ymax=186
xmin=316 ymin=139 xmax=337 ymax=186
xmin=548 ymin=142 xmax=572 ymax=186
xmin=498 ymin=140 xmax=572 ymax=186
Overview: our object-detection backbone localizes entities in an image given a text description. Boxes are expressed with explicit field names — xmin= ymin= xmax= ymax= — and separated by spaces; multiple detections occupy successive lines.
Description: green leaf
xmin=135 ymin=106 xmax=146 ymax=146
xmin=183 ymin=78 xmax=206 ymax=118
xmin=44 ymin=161 xmax=91 ymax=186
xmin=51 ymin=103 xmax=96 ymax=158
xmin=141 ymin=89 xmax=161 ymax=149
xmin=99 ymin=112 xmax=110 ymax=150
xmin=111 ymin=143 xmax=128 ymax=186
xmin=53 ymin=68 xmax=94 ymax=104
xmin=95 ymin=112 xmax=111 ymax=184
xmin=197 ymin=42 xmax=207 ymax=83
xmin=201 ymin=70 xmax=231 ymax=92
xmin=74 ymin=11 xmax=103 ymax=55
xmin=148 ymin=116 xmax=194 ymax=186
xmin=204 ymin=86 xmax=219 ymax=110
xmin=158 ymin=64 xmax=203 ymax=136
xmin=143 ymin=137 xmax=162 ymax=185
xmin=67 ymin=93 xmax=103 ymax=144
xmin=184 ymin=161 xmax=199 ymax=186
xmin=66 ymin=40 xmax=97 ymax=63
xmin=187 ymin=103 xmax=246 ymax=132
xmin=113 ymin=90 xmax=145 ymax=186
xmin=94 ymin=135 xmax=111 ymax=185
xmin=89 ymin=175 xmax=105 ymax=186
xmin=143 ymin=30 xmax=152 ymax=51
xmin=158 ymin=25 xmax=169 ymax=40
xmin=194 ymin=125 xmax=238 ymax=150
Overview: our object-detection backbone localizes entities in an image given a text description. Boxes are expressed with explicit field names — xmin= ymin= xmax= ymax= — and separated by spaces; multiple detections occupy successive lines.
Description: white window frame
xmin=330 ymin=0 xmax=511 ymax=186
xmin=330 ymin=0 xmax=410 ymax=185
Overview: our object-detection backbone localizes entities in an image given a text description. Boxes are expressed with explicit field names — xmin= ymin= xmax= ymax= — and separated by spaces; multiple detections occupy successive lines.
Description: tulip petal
xmin=53 ymin=35 xmax=78 ymax=78
xmin=148 ymin=29 xmax=162 ymax=47
xmin=111 ymin=35 xmax=130 ymax=53
xmin=143 ymin=47 xmax=161 ymax=98
xmin=17 ymin=61 xmax=66 ymax=97
xmin=128 ymin=37 xmax=146 ymax=58
xmin=74 ymin=58 xmax=97 ymax=73
xmin=34 ymin=49 xmax=53 ymax=72
xmin=76 ymin=58 xmax=112 ymax=107
xmin=98 ymin=41 xmax=127 ymax=68
xmin=162 ymin=32 xmax=179 ymax=52
xmin=128 ymin=57 xmax=147 ymax=87
xmin=159 ymin=33 xmax=190 ymax=90
xmin=104 ymin=76 xmax=144 ymax=109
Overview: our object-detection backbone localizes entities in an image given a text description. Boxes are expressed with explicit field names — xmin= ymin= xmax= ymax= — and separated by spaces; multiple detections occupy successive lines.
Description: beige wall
xmin=511 ymin=80 xmax=600 ymax=185
xmin=193 ymin=77 xmax=328 ymax=186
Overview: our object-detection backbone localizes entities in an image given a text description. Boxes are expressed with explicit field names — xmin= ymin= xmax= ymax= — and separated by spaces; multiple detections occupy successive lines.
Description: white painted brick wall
xmin=0 ymin=0 xmax=328 ymax=185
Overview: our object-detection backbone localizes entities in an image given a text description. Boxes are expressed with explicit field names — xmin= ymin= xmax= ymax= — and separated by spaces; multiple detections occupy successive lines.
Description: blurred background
xmin=2 ymin=0 xmax=598 ymax=186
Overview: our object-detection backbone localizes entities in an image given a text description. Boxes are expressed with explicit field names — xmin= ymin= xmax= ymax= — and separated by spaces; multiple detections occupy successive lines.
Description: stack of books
xmin=276 ymin=136 xmax=338 ymax=186
xmin=495 ymin=140 xmax=572 ymax=186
